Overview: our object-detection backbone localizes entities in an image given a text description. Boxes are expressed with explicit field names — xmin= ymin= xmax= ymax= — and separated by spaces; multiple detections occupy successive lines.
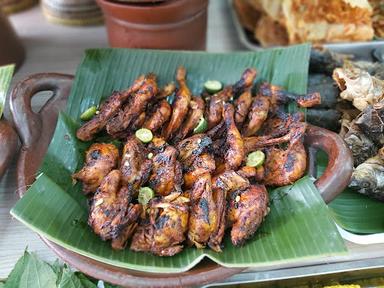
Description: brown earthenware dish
xmin=10 ymin=73 xmax=353 ymax=287
xmin=0 ymin=119 xmax=18 ymax=179
xmin=96 ymin=0 xmax=208 ymax=50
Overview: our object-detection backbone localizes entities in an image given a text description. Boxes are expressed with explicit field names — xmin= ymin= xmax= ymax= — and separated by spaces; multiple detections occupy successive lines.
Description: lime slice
xmin=80 ymin=106 xmax=97 ymax=121
xmin=138 ymin=187 xmax=155 ymax=205
xmin=135 ymin=128 xmax=153 ymax=143
xmin=204 ymin=80 xmax=223 ymax=94
xmin=246 ymin=150 xmax=265 ymax=167
xmin=193 ymin=117 xmax=208 ymax=134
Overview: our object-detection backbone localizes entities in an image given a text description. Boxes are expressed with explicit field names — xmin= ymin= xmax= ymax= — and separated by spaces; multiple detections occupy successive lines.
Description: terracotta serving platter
xmin=0 ymin=119 xmax=18 ymax=179
xmin=10 ymin=73 xmax=353 ymax=287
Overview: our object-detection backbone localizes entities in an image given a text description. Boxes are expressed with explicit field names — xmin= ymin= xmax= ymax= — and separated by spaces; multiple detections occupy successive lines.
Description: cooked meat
xmin=234 ymin=88 xmax=253 ymax=128
xmin=163 ymin=66 xmax=192 ymax=140
xmin=131 ymin=111 xmax=146 ymax=131
xmin=237 ymin=165 xmax=264 ymax=182
xmin=76 ymin=75 xmax=145 ymax=141
xmin=227 ymin=184 xmax=269 ymax=246
xmin=73 ymin=143 xmax=119 ymax=194
xmin=242 ymin=95 xmax=270 ymax=137
xmin=156 ymin=82 xmax=176 ymax=100
xmin=183 ymin=153 xmax=216 ymax=189
xmin=142 ymin=100 xmax=172 ymax=133
xmin=176 ymin=134 xmax=212 ymax=169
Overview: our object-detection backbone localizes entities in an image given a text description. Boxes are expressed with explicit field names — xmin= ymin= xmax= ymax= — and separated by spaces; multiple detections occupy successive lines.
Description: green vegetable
xmin=147 ymin=152 xmax=154 ymax=159
xmin=193 ymin=117 xmax=208 ymax=134
xmin=0 ymin=64 xmax=15 ymax=119
xmin=204 ymin=80 xmax=223 ymax=94
xmin=135 ymin=128 xmax=153 ymax=143
xmin=138 ymin=187 xmax=155 ymax=205
xmin=80 ymin=106 xmax=97 ymax=121
xmin=246 ymin=150 xmax=265 ymax=167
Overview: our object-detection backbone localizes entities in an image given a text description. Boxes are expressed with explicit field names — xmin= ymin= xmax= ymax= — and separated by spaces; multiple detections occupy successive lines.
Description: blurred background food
xmin=0 ymin=0 xmax=37 ymax=14
xmin=233 ymin=0 xmax=384 ymax=47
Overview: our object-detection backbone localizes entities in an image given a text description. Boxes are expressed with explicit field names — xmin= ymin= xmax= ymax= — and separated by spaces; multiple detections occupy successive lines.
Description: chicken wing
xmin=242 ymin=95 xmax=270 ymax=137
xmin=88 ymin=170 xmax=138 ymax=240
xmin=76 ymin=75 xmax=145 ymax=141
xmin=176 ymin=134 xmax=212 ymax=169
xmin=142 ymin=100 xmax=172 ymax=133
xmin=207 ymin=68 xmax=257 ymax=129
xmin=120 ymin=136 xmax=152 ymax=191
xmin=173 ymin=96 xmax=205 ymax=142
xmin=149 ymin=145 xmax=183 ymax=196
xmin=183 ymin=153 xmax=216 ymax=189
xmin=237 ymin=165 xmax=265 ymax=183
xmin=223 ymin=103 xmax=245 ymax=170
xmin=227 ymin=184 xmax=269 ymax=246
xmin=131 ymin=193 xmax=190 ymax=256
xmin=163 ymin=66 xmax=191 ymax=140
xmin=188 ymin=173 xmax=217 ymax=248
xmin=234 ymin=88 xmax=253 ymax=128
xmin=131 ymin=111 xmax=146 ymax=131
xmin=156 ymin=82 xmax=176 ymax=100
xmin=73 ymin=143 xmax=119 ymax=194
xmin=106 ymin=73 xmax=158 ymax=137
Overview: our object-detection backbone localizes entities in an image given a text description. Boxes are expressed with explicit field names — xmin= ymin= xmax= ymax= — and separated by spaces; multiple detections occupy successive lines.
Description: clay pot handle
xmin=305 ymin=124 xmax=353 ymax=204
xmin=10 ymin=73 xmax=73 ymax=195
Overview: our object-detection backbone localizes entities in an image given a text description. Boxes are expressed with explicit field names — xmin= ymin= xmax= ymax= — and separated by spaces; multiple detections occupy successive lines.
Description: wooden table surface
xmin=1 ymin=0 xmax=384 ymax=285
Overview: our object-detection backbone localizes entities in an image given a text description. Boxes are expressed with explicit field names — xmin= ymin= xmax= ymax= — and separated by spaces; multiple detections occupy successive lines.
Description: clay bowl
xmin=96 ymin=0 xmax=208 ymax=50
xmin=10 ymin=73 xmax=353 ymax=287
xmin=0 ymin=119 xmax=18 ymax=179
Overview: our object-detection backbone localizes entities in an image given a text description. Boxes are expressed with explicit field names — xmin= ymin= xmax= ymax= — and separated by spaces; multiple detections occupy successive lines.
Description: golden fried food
xmin=163 ymin=66 xmax=191 ymax=140
xmin=227 ymin=184 xmax=269 ymax=246
xmin=223 ymin=104 xmax=245 ymax=170
xmin=188 ymin=173 xmax=217 ymax=248
xmin=131 ymin=193 xmax=190 ymax=256
xmin=120 ymin=136 xmax=152 ymax=191
xmin=149 ymin=145 xmax=183 ymax=196
xmin=142 ymin=100 xmax=172 ymax=133
xmin=106 ymin=73 xmax=158 ymax=137
xmin=88 ymin=170 xmax=139 ymax=240
xmin=174 ymin=96 xmax=205 ymax=142
xmin=76 ymin=76 xmax=145 ymax=141
xmin=73 ymin=143 xmax=119 ymax=194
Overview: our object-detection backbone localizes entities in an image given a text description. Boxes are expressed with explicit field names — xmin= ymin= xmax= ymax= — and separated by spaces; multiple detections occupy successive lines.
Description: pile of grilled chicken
xmin=73 ymin=67 xmax=321 ymax=256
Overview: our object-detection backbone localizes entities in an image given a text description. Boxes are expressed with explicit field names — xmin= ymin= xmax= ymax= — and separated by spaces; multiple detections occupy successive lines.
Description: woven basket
xmin=0 ymin=0 xmax=38 ymax=14
xmin=41 ymin=0 xmax=103 ymax=26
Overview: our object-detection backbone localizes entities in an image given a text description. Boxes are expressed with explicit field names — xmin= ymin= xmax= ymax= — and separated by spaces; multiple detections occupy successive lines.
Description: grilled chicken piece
xmin=73 ymin=143 xmax=119 ymax=194
xmin=188 ymin=173 xmax=217 ymax=248
xmin=227 ymin=184 xmax=269 ymax=246
xmin=106 ymin=73 xmax=158 ymax=137
xmin=176 ymin=134 xmax=212 ymax=169
xmin=120 ymin=137 xmax=152 ymax=191
xmin=234 ymin=88 xmax=253 ymax=128
xmin=237 ymin=165 xmax=265 ymax=183
xmin=130 ymin=193 xmax=190 ymax=256
xmin=259 ymin=83 xmax=321 ymax=110
xmin=212 ymin=170 xmax=250 ymax=193
xmin=149 ymin=145 xmax=183 ymax=196
xmin=242 ymin=95 xmax=270 ymax=137
xmin=88 ymin=170 xmax=139 ymax=240
xmin=261 ymin=111 xmax=305 ymax=138
xmin=111 ymin=204 xmax=142 ymax=250
xmin=131 ymin=111 xmax=146 ymax=131
xmin=76 ymin=76 xmax=145 ymax=141
xmin=156 ymin=82 xmax=176 ymax=100
xmin=183 ymin=153 xmax=215 ymax=189
xmin=207 ymin=68 xmax=257 ymax=129
xmin=264 ymin=141 xmax=307 ymax=186
xmin=173 ymin=96 xmax=205 ymax=142
xmin=223 ymin=104 xmax=245 ymax=170
xmin=142 ymin=100 xmax=172 ymax=133
xmin=163 ymin=66 xmax=191 ymax=140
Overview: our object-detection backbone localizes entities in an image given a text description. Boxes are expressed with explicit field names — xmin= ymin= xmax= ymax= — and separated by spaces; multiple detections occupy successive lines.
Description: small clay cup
xmin=96 ymin=0 xmax=209 ymax=50
xmin=0 ymin=11 xmax=25 ymax=69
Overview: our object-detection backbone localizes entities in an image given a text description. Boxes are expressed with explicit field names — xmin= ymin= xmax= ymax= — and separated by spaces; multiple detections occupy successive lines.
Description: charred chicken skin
xmin=234 ymin=88 xmax=253 ymax=128
xmin=176 ymin=134 xmax=213 ymax=169
xmin=106 ymin=73 xmax=158 ymax=137
xmin=73 ymin=143 xmax=119 ymax=194
xmin=142 ymin=100 xmax=172 ymax=133
xmin=227 ymin=184 xmax=269 ymax=246
xmin=88 ymin=170 xmax=140 ymax=241
xmin=163 ymin=66 xmax=192 ymax=140
xmin=76 ymin=75 xmax=145 ymax=141
xmin=183 ymin=153 xmax=216 ymax=189
xmin=242 ymin=95 xmax=270 ymax=137
xmin=130 ymin=193 xmax=190 ymax=256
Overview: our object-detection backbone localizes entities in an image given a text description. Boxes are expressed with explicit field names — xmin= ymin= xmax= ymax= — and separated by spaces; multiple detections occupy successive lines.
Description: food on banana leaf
xmin=349 ymin=147 xmax=384 ymax=201
xmin=306 ymin=109 xmax=341 ymax=132
xmin=308 ymin=73 xmax=339 ymax=108
xmin=333 ymin=65 xmax=384 ymax=111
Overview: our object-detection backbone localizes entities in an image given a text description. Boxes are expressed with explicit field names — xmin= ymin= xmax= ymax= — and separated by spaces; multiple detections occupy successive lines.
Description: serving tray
xmin=0 ymin=119 xmax=18 ymax=179
xmin=9 ymin=72 xmax=352 ymax=287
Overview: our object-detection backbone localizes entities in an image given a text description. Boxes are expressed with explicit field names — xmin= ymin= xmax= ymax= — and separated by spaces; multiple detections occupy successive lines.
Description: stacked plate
xmin=0 ymin=0 xmax=37 ymax=14
xmin=42 ymin=0 xmax=103 ymax=26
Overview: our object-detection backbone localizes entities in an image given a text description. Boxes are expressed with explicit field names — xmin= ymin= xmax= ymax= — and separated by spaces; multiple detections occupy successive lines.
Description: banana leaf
xmin=0 ymin=64 xmax=15 ymax=119
xmin=11 ymin=46 xmax=346 ymax=273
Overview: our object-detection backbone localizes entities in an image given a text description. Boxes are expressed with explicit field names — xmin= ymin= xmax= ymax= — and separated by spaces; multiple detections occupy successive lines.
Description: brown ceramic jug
xmin=0 ymin=11 xmax=25 ymax=68
xmin=96 ymin=0 xmax=209 ymax=50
